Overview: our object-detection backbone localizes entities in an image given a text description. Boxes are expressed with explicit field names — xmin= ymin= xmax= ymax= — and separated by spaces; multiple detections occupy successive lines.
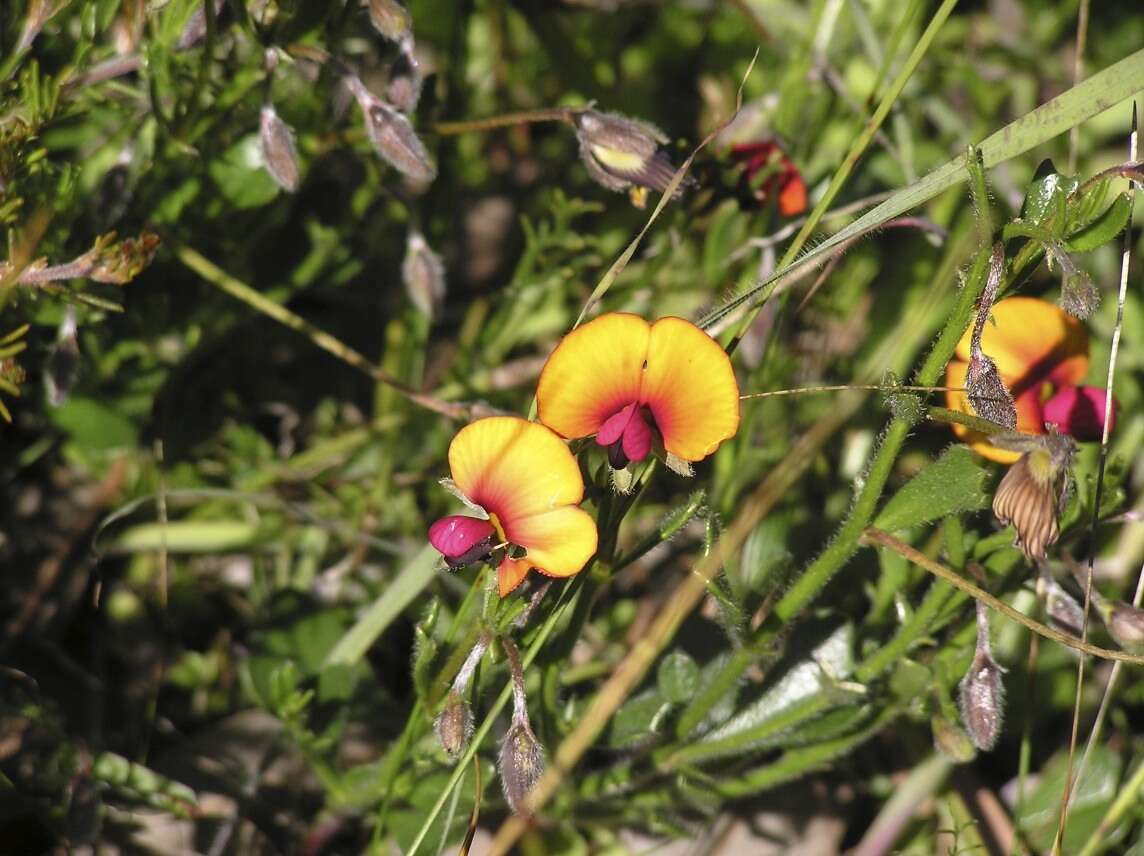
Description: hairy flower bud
xmin=499 ymin=719 xmax=545 ymax=815
xmin=991 ymin=433 xmax=1074 ymax=561
xmin=347 ymin=77 xmax=435 ymax=182
xmin=1104 ymin=600 xmax=1144 ymax=654
xmin=1043 ymin=577 xmax=1084 ymax=638
xmin=574 ymin=109 xmax=686 ymax=199
xmin=402 ymin=231 xmax=445 ymax=319
xmin=386 ymin=40 xmax=423 ymax=114
xmin=367 ymin=0 xmax=412 ymax=42
xmin=965 ymin=243 xmax=1016 ymax=428
xmin=1047 ymin=243 xmax=1101 ymax=319
xmin=44 ymin=308 xmax=80 ymax=407
xmin=958 ymin=602 xmax=1005 ymax=751
xmin=259 ymin=104 xmax=300 ymax=192
xmin=434 ymin=690 xmax=473 ymax=757
xmin=965 ymin=353 xmax=1016 ymax=429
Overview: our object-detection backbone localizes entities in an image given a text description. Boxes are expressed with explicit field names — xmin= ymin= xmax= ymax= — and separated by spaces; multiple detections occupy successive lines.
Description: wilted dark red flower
xmin=728 ymin=139 xmax=807 ymax=217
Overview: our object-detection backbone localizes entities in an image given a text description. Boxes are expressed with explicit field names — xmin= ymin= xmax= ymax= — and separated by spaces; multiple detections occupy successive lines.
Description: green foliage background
xmin=3 ymin=0 xmax=1144 ymax=853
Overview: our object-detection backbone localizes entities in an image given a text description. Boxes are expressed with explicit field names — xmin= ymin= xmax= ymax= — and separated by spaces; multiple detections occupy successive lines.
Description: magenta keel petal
xmin=428 ymin=515 xmax=497 ymax=559
xmin=621 ymin=407 xmax=652 ymax=462
xmin=597 ymin=402 xmax=638 ymax=446
xmin=1043 ymin=385 xmax=1116 ymax=442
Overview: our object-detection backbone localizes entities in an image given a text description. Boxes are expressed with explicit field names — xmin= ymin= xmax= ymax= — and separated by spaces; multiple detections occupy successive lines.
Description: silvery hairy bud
xmin=402 ymin=230 xmax=445 ymax=320
xmin=434 ymin=690 xmax=473 ymax=758
xmin=367 ymin=0 xmax=412 ymax=42
xmin=1047 ymin=243 xmax=1100 ymax=319
xmin=45 ymin=307 xmax=80 ymax=407
xmin=958 ymin=600 xmax=1005 ymax=751
xmin=965 ymin=244 xmax=1017 ymax=429
xmin=346 ymin=76 xmax=436 ymax=182
xmin=386 ymin=37 xmax=423 ymax=114
xmin=499 ymin=719 xmax=545 ymax=816
xmin=990 ymin=432 xmax=1075 ymax=561
xmin=573 ymin=109 xmax=688 ymax=200
xmin=259 ymin=104 xmax=300 ymax=192
xmin=1042 ymin=574 xmax=1084 ymax=638
xmin=433 ymin=634 xmax=489 ymax=757
xmin=1069 ymin=568 xmax=1144 ymax=655
xmin=498 ymin=637 xmax=545 ymax=815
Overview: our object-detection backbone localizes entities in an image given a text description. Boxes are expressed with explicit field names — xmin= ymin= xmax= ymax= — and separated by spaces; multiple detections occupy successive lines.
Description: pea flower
xmin=428 ymin=417 xmax=597 ymax=597
xmin=945 ymin=297 xmax=1115 ymax=463
xmin=536 ymin=313 xmax=740 ymax=470
xmin=727 ymin=139 xmax=807 ymax=217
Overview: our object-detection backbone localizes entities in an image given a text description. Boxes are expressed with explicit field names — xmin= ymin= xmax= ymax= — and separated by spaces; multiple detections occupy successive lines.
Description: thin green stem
xmin=405 ymin=578 xmax=584 ymax=856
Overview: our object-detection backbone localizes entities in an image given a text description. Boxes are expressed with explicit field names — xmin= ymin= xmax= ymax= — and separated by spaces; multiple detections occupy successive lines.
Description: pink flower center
xmin=596 ymin=402 xmax=654 ymax=468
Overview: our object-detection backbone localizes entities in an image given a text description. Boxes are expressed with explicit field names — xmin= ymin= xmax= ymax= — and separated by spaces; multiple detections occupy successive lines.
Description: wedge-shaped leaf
xmin=657 ymin=650 xmax=700 ymax=704
xmin=874 ymin=445 xmax=991 ymax=531
xmin=607 ymin=688 xmax=671 ymax=748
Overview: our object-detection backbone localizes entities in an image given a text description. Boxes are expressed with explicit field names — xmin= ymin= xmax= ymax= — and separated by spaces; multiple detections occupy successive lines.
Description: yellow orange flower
xmin=428 ymin=417 xmax=597 ymax=596
xmin=536 ymin=313 xmax=740 ymax=467
xmin=945 ymin=297 xmax=1109 ymax=463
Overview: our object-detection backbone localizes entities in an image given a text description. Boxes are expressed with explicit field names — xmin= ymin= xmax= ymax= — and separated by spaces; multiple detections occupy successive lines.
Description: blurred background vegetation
xmin=2 ymin=0 xmax=1144 ymax=853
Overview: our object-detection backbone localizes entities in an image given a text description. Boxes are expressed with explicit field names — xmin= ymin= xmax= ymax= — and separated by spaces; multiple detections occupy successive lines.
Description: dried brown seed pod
xmin=958 ymin=602 xmax=1005 ymax=751
xmin=498 ymin=719 xmax=545 ymax=816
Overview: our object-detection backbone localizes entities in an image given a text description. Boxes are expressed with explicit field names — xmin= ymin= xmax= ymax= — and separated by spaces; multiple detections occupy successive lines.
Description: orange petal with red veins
xmin=497 ymin=558 xmax=532 ymax=597
xmin=945 ymin=361 xmax=1044 ymax=464
xmin=953 ymin=297 xmax=1088 ymax=390
xmin=448 ymin=417 xmax=584 ymax=522
xmin=503 ymin=505 xmax=597 ymax=579
xmin=537 ymin=313 xmax=650 ymax=440
xmin=642 ymin=317 xmax=740 ymax=461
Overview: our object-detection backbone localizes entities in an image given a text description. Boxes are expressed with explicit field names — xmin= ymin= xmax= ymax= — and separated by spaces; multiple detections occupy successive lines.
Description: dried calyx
xmin=989 ymin=431 xmax=1075 ymax=561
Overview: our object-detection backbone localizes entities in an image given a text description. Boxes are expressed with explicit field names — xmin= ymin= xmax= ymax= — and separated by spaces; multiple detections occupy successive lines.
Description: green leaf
xmin=323 ymin=544 xmax=441 ymax=667
xmin=666 ymin=624 xmax=859 ymax=766
xmin=114 ymin=520 xmax=265 ymax=553
xmin=1020 ymin=165 xmax=1079 ymax=228
xmin=411 ymin=600 xmax=441 ymax=703
xmin=701 ymin=199 xmax=746 ymax=286
xmin=50 ymin=396 xmax=136 ymax=449
xmin=874 ymin=446 xmax=991 ymax=531
xmin=1017 ymin=744 xmax=1122 ymax=853
xmin=208 ymin=134 xmax=280 ymax=209
xmin=1066 ymin=191 xmax=1132 ymax=252
xmin=657 ymin=651 xmax=700 ymax=705
xmin=607 ymin=689 xmax=671 ymax=748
